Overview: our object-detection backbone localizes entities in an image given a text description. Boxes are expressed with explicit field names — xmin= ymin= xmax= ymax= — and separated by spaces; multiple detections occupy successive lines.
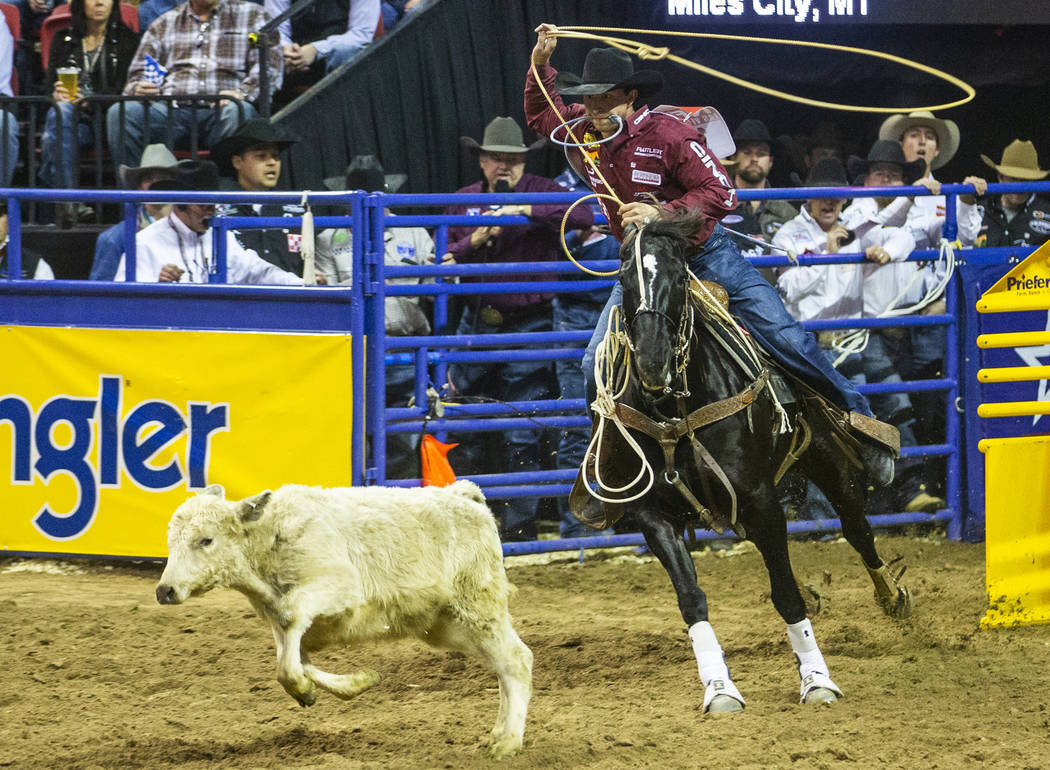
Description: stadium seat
xmin=0 ymin=2 xmax=19 ymax=94
xmin=41 ymin=4 xmax=140 ymax=72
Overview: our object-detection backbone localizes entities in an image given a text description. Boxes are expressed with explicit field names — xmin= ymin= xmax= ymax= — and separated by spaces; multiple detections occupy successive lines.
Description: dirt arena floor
xmin=2 ymin=532 xmax=1048 ymax=769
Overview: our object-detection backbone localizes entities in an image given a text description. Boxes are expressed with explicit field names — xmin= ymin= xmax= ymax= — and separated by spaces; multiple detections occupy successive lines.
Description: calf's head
xmin=155 ymin=485 xmax=271 ymax=605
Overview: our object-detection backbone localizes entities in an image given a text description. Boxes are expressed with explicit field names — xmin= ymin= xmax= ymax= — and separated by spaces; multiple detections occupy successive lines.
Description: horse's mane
xmin=637 ymin=210 xmax=708 ymax=261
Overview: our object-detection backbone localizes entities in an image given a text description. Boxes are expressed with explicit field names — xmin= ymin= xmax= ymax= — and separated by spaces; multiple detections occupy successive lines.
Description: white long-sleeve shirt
xmin=772 ymin=206 xmax=914 ymax=321
xmin=114 ymin=213 xmax=304 ymax=285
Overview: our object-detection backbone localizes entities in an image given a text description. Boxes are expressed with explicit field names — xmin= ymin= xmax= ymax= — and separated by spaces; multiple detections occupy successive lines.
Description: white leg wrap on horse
xmin=786 ymin=619 xmax=842 ymax=701
xmin=688 ymin=621 xmax=745 ymax=710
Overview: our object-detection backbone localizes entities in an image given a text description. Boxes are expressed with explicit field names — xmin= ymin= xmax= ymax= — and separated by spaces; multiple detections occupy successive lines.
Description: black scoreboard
xmin=663 ymin=0 xmax=1050 ymax=25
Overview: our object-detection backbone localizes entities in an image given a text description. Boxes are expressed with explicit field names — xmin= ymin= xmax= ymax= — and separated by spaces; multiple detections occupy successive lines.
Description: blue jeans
xmin=105 ymin=100 xmax=256 ymax=171
xmin=582 ymin=223 xmax=873 ymax=417
xmin=40 ymin=102 xmax=94 ymax=189
xmin=449 ymin=305 xmax=556 ymax=541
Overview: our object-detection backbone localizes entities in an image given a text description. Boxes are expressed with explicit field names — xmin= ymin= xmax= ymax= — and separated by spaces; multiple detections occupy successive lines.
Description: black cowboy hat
xmin=733 ymin=118 xmax=773 ymax=146
xmin=209 ymin=119 xmax=298 ymax=175
xmin=553 ymin=47 xmax=663 ymax=100
xmin=149 ymin=159 xmax=222 ymax=192
xmin=324 ymin=154 xmax=407 ymax=192
xmin=847 ymin=139 xmax=926 ymax=185
xmin=791 ymin=157 xmax=849 ymax=188
xmin=459 ymin=116 xmax=546 ymax=154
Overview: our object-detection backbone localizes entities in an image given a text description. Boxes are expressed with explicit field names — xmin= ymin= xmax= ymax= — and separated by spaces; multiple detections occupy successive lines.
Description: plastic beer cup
xmin=56 ymin=67 xmax=79 ymax=97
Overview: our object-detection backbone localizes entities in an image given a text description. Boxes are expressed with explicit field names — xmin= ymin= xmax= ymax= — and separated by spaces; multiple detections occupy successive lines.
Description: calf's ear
xmin=201 ymin=484 xmax=226 ymax=498
xmin=238 ymin=490 xmax=272 ymax=523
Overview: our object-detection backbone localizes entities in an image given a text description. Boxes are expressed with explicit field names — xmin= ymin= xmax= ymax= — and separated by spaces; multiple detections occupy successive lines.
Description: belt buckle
xmin=480 ymin=306 xmax=503 ymax=326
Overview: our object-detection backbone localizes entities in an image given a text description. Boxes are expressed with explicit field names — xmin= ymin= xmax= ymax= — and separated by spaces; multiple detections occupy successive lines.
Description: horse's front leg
xmin=746 ymin=496 xmax=842 ymax=705
xmin=637 ymin=508 xmax=745 ymax=714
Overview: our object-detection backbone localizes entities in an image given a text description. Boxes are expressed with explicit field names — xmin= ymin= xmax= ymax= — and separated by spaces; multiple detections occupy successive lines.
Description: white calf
xmin=156 ymin=481 xmax=532 ymax=758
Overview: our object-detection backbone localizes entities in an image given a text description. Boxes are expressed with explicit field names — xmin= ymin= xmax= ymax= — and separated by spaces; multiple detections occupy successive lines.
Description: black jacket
xmin=46 ymin=19 xmax=140 ymax=97
xmin=977 ymin=194 xmax=1050 ymax=250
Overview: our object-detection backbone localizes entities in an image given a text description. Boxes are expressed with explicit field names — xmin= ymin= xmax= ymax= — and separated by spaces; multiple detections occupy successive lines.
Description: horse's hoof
xmin=877 ymin=587 xmax=914 ymax=619
xmin=705 ymin=694 xmax=745 ymax=714
xmin=802 ymin=687 xmax=839 ymax=705
xmin=487 ymin=734 xmax=523 ymax=759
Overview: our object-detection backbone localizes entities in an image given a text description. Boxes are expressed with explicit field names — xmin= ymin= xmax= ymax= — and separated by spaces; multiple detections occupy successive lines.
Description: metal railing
xmin=3 ymin=181 xmax=1049 ymax=554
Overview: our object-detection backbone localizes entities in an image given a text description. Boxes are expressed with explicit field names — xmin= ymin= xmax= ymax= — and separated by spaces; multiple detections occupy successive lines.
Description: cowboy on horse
xmin=524 ymin=24 xmax=899 ymax=502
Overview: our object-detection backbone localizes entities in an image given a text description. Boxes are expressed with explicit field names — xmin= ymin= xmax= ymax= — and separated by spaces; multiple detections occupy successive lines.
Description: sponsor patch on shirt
xmin=631 ymin=168 xmax=662 ymax=186
xmin=1034 ymin=209 xmax=1046 ymax=219
xmin=287 ymin=233 xmax=302 ymax=252
xmin=632 ymin=108 xmax=650 ymax=126
xmin=634 ymin=146 xmax=663 ymax=158
xmin=467 ymin=207 xmax=481 ymax=216
xmin=396 ymin=241 xmax=417 ymax=260
xmin=1030 ymin=219 xmax=1050 ymax=235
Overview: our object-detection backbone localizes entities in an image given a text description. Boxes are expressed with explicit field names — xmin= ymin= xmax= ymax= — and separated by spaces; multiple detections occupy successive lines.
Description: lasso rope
xmin=551 ymin=26 xmax=975 ymax=113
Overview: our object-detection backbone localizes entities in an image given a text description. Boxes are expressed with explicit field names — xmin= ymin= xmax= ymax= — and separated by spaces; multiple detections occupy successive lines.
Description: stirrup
xmin=568 ymin=465 xmax=623 ymax=530
xmin=848 ymin=411 xmax=900 ymax=457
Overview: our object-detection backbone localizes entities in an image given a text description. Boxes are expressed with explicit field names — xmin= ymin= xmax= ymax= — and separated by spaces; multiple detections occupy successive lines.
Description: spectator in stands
xmin=840 ymin=140 xmax=943 ymax=513
xmin=804 ymin=121 xmax=844 ymax=170
xmin=209 ymin=117 xmax=306 ymax=274
xmin=772 ymin=158 xmax=915 ymax=518
xmin=106 ymin=0 xmax=282 ymax=172
xmin=444 ymin=116 xmax=593 ymax=541
xmin=113 ymin=159 xmax=313 ymax=284
xmin=551 ymin=163 xmax=616 ymax=539
xmin=265 ymin=0 xmax=378 ymax=76
xmin=315 ymin=154 xmax=433 ymax=479
xmin=92 ymin=142 xmax=178 ymax=279
xmin=877 ymin=110 xmax=984 ymax=494
xmin=0 ymin=18 xmax=19 ymax=187
xmin=975 ymin=139 xmax=1050 ymax=249
xmin=725 ymin=118 xmax=797 ymax=267
xmin=380 ymin=0 xmax=422 ymax=31
xmin=40 ymin=0 xmax=139 ymax=219
xmin=139 ymin=0 xmax=262 ymax=33
xmin=0 ymin=202 xmax=53 ymax=278
xmin=9 ymin=0 xmax=67 ymax=48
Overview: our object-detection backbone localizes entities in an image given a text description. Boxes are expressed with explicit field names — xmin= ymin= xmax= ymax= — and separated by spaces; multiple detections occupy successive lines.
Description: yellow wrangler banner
xmin=0 ymin=326 xmax=353 ymax=558
xmin=980 ymin=435 xmax=1050 ymax=629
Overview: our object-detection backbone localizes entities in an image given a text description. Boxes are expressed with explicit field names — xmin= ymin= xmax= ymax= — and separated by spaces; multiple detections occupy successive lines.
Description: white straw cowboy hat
xmin=877 ymin=110 xmax=960 ymax=170
xmin=554 ymin=47 xmax=663 ymax=100
xmin=459 ymin=117 xmax=546 ymax=154
xmin=981 ymin=139 xmax=1049 ymax=180
xmin=118 ymin=143 xmax=178 ymax=188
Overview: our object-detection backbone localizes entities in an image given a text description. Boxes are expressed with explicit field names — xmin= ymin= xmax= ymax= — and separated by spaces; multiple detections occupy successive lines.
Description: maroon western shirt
xmin=525 ymin=63 xmax=736 ymax=244
xmin=445 ymin=173 xmax=593 ymax=312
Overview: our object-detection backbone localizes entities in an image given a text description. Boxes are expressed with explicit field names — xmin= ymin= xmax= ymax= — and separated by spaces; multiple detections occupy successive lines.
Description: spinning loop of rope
xmin=550 ymin=26 xmax=976 ymax=113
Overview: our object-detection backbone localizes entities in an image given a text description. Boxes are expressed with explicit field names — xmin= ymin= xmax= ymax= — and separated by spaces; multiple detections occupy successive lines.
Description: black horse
xmin=573 ymin=215 xmax=912 ymax=712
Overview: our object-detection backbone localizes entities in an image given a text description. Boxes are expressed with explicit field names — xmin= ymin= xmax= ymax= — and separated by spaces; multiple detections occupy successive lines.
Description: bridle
xmin=623 ymin=227 xmax=695 ymax=397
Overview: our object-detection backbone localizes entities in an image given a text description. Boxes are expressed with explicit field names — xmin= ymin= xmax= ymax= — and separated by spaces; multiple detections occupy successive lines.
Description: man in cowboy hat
xmin=876 ymin=110 xmax=984 ymax=493
xmin=773 ymin=158 xmax=916 ymax=519
xmin=526 ymin=23 xmax=898 ymax=490
xmin=975 ymin=139 xmax=1050 ymax=249
xmin=113 ymin=159 xmax=315 ymax=285
xmin=210 ymin=118 xmax=307 ymax=276
xmin=839 ymin=140 xmax=945 ymax=514
xmin=725 ymin=118 xmax=797 ymax=264
xmin=91 ymin=143 xmax=180 ymax=281
xmin=316 ymin=154 xmax=433 ymax=480
xmin=444 ymin=115 xmax=593 ymax=542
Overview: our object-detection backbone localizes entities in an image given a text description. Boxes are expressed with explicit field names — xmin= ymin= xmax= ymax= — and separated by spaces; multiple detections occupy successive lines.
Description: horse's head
xmin=619 ymin=214 xmax=705 ymax=393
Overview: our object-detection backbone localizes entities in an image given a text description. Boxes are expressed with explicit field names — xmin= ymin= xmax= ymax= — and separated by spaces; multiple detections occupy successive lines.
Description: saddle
xmin=569 ymin=281 xmax=901 ymax=533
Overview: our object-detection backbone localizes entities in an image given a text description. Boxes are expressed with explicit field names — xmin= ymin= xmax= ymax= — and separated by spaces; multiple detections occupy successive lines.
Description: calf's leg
xmin=428 ymin=611 xmax=532 ymax=758
xmin=273 ymin=622 xmax=317 ymax=706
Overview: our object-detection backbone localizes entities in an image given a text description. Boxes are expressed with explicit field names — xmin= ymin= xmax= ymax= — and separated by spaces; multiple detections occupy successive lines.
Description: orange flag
xmin=421 ymin=434 xmax=458 ymax=487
